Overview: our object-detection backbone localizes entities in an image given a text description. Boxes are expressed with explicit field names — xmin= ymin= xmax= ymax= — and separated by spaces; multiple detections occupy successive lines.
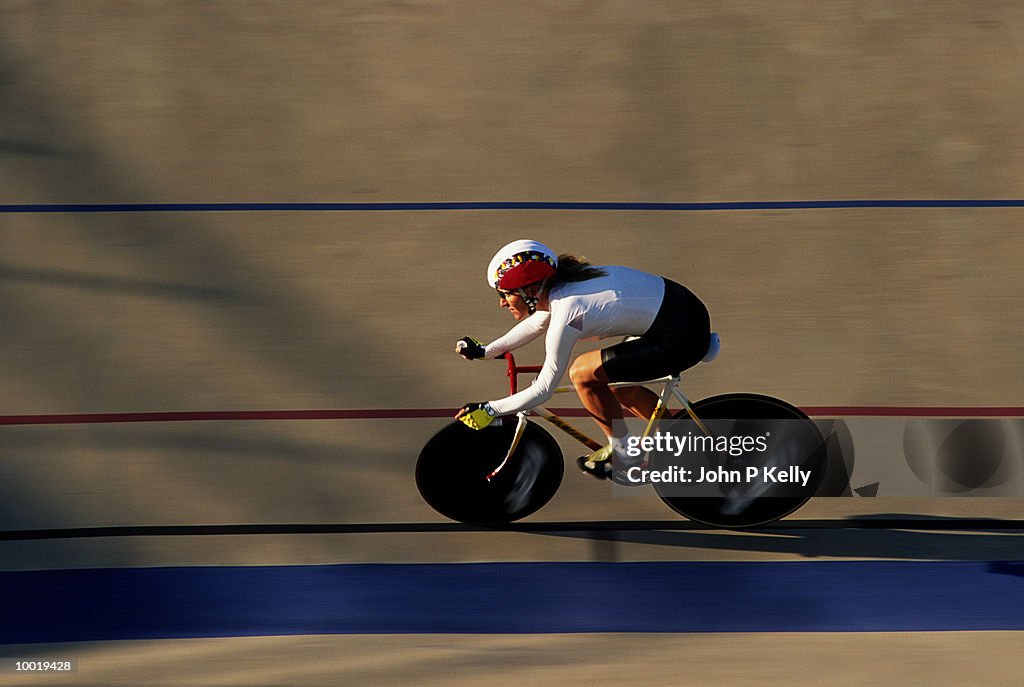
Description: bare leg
xmin=568 ymin=350 xmax=621 ymax=438
xmin=611 ymin=385 xmax=660 ymax=420
xmin=569 ymin=350 xmax=659 ymax=439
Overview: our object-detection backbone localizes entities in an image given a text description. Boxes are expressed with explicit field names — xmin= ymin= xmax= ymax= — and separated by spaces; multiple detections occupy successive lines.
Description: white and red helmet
xmin=485 ymin=240 xmax=558 ymax=291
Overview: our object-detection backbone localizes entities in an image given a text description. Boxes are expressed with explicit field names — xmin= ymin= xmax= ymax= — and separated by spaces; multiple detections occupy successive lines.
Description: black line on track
xmin=2 ymin=517 xmax=1023 ymax=541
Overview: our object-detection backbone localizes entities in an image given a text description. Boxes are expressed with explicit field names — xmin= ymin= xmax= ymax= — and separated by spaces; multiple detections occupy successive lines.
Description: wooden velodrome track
xmin=1 ymin=2 xmax=1024 ymax=684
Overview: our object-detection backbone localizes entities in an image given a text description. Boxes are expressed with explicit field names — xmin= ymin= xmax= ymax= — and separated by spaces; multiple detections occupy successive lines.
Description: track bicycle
xmin=416 ymin=334 xmax=828 ymax=528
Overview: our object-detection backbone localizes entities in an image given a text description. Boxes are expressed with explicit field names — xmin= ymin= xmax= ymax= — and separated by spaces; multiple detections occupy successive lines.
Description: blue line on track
xmin=2 ymin=200 xmax=1024 ymax=213
xmin=4 ymin=561 xmax=1024 ymax=643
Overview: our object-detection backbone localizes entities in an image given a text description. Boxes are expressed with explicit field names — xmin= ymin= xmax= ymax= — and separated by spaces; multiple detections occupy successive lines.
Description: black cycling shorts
xmin=600 ymin=278 xmax=711 ymax=383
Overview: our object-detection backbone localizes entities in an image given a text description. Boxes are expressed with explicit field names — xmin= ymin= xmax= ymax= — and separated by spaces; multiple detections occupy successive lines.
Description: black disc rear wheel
xmin=656 ymin=393 xmax=826 ymax=529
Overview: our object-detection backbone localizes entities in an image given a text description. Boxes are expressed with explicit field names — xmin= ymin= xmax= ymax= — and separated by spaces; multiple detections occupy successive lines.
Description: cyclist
xmin=455 ymin=239 xmax=712 ymax=484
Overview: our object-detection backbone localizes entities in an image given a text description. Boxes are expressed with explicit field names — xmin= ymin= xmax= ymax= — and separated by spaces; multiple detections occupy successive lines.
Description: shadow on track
xmin=3 ymin=514 xmax=1024 ymax=561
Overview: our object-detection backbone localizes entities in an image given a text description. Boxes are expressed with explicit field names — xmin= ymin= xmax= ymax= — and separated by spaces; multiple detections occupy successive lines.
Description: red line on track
xmin=0 ymin=409 xmax=454 ymax=425
xmin=804 ymin=407 xmax=1024 ymax=417
xmin=0 ymin=407 xmax=1022 ymax=426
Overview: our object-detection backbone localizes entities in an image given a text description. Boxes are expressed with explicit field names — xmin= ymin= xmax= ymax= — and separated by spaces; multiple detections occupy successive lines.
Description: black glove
xmin=455 ymin=336 xmax=487 ymax=360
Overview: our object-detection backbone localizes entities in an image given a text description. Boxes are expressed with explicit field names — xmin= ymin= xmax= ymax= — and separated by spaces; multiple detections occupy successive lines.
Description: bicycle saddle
xmin=702 ymin=332 xmax=721 ymax=363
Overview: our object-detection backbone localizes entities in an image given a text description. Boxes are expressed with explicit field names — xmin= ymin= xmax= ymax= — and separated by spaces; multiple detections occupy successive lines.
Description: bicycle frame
xmin=486 ymin=352 xmax=712 ymax=480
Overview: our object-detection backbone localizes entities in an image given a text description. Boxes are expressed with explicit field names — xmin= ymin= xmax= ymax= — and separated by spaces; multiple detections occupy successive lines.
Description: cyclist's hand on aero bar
xmin=457 ymin=402 xmax=497 ymax=430
xmin=455 ymin=336 xmax=486 ymax=360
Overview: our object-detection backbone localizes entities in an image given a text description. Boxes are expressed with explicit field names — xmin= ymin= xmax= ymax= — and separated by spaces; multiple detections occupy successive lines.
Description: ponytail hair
xmin=552 ymin=254 xmax=607 ymax=285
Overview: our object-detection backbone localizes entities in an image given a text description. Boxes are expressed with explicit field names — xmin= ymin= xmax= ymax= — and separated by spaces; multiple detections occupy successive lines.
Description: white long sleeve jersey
xmin=483 ymin=266 xmax=666 ymax=416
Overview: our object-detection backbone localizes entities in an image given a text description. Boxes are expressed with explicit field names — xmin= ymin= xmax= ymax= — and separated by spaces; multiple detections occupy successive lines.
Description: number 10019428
xmin=9 ymin=660 xmax=76 ymax=673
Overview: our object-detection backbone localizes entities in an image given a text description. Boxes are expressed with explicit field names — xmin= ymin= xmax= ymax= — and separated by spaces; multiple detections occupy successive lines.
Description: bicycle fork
xmin=485 ymin=412 xmax=529 ymax=481
xmin=487 ymin=408 xmax=605 ymax=482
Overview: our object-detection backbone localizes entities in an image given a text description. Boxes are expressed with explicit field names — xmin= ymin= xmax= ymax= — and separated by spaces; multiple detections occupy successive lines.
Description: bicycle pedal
xmin=576 ymin=455 xmax=611 ymax=480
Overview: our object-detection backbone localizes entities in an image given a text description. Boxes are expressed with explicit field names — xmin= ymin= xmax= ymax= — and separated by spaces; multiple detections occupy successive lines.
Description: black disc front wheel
xmin=416 ymin=419 xmax=563 ymax=524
